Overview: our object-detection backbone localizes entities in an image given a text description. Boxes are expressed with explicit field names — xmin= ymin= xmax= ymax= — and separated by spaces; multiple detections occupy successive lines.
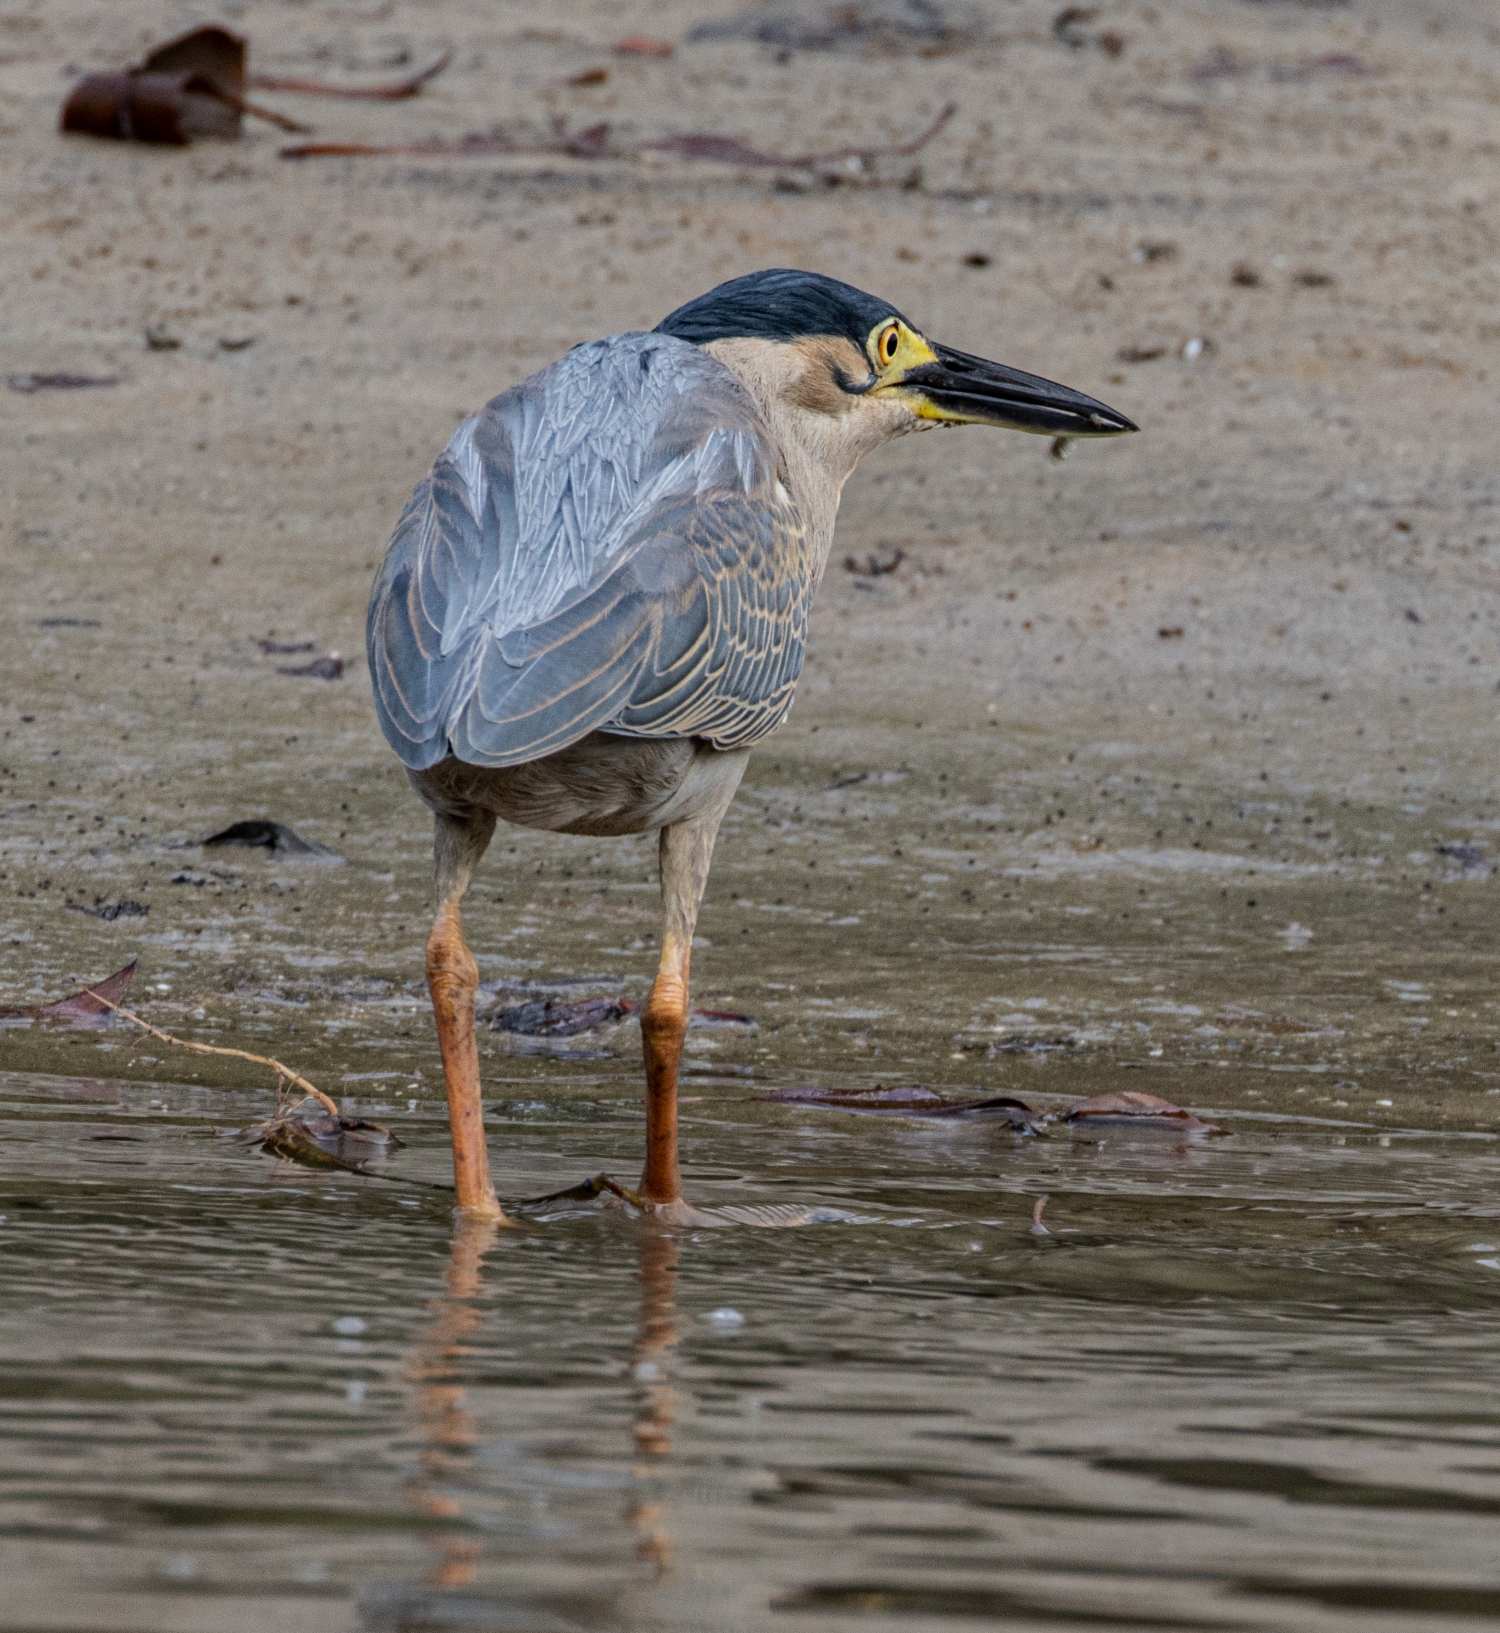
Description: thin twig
xmin=249 ymin=52 xmax=450 ymax=100
xmin=281 ymin=101 xmax=957 ymax=167
xmin=201 ymin=87 xmax=312 ymax=134
xmin=78 ymin=986 xmax=339 ymax=1115
xmin=643 ymin=101 xmax=957 ymax=168
xmin=518 ymin=1172 xmax=643 ymax=1210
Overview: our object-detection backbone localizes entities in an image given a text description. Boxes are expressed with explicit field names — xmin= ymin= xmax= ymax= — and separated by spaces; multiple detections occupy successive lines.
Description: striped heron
xmin=368 ymin=268 xmax=1136 ymax=1222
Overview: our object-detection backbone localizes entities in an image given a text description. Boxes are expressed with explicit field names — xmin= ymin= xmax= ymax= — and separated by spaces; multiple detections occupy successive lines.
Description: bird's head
xmin=656 ymin=269 xmax=1136 ymax=471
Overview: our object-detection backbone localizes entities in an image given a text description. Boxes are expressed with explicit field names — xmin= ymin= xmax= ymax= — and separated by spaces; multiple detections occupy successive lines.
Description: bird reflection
xmin=403 ymin=1213 xmax=499 ymax=1589
xmin=402 ymin=1217 xmax=682 ymax=1593
xmin=625 ymin=1228 xmax=681 ymax=1575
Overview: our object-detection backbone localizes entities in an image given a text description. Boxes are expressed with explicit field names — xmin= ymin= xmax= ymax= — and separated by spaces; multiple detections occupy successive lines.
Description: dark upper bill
xmin=900 ymin=341 xmax=1137 ymax=437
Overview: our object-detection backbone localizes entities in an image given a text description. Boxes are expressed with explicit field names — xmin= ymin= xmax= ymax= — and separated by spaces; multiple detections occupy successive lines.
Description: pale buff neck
xmin=704 ymin=336 xmax=921 ymax=570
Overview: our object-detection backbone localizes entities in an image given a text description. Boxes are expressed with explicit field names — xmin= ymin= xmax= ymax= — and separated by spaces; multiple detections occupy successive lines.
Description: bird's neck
xmin=704 ymin=337 xmax=906 ymax=569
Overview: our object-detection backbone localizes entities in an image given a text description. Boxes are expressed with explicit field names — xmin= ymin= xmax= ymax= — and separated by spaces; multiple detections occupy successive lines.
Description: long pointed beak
xmin=900 ymin=342 xmax=1137 ymax=437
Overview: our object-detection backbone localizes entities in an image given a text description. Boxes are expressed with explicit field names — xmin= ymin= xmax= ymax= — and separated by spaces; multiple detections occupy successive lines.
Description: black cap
xmin=656 ymin=268 xmax=906 ymax=349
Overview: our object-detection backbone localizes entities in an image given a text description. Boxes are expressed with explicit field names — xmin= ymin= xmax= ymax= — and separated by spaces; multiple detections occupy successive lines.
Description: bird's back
xmin=368 ymin=333 xmax=815 ymax=771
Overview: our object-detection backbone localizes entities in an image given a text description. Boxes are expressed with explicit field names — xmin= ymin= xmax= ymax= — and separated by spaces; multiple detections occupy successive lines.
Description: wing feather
xmin=367 ymin=332 xmax=813 ymax=770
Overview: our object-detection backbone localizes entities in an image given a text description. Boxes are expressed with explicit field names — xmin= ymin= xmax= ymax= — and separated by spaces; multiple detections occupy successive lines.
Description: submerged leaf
xmin=612 ymin=36 xmax=675 ymax=58
xmin=515 ymin=1172 xmax=866 ymax=1227
xmin=688 ymin=3 xmax=986 ymax=54
xmin=1065 ymin=1090 xmax=1225 ymax=1136
xmin=281 ymin=103 xmax=955 ymax=170
xmin=276 ymin=654 xmax=345 ymax=680
xmin=690 ymin=1007 xmax=756 ymax=1028
xmin=489 ymin=991 xmax=753 ymax=1037
xmin=760 ymin=1084 xmax=1037 ymax=1125
xmin=492 ymin=995 xmax=637 ymax=1036
xmin=66 ymin=899 xmax=148 ymax=921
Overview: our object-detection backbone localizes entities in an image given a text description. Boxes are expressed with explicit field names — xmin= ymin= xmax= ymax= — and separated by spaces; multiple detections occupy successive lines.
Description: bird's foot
xmin=455 ymin=1190 xmax=511 ymax=1225
xmin=634 ymin=1192 xmax=719 ymax=1227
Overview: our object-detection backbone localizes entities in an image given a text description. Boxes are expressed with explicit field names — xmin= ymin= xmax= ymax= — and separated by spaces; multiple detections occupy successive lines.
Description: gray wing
xmin=367 ymin=333 xmax=814 ymax=771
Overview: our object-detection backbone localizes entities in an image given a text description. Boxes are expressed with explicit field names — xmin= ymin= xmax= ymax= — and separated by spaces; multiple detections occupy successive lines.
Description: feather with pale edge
xmin=367 ymin=333 xmax=813 ymax=769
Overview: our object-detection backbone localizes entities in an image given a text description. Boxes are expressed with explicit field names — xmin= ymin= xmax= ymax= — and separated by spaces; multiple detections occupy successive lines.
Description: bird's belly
xmin=408 ymin=733 xmax=749 ymax=838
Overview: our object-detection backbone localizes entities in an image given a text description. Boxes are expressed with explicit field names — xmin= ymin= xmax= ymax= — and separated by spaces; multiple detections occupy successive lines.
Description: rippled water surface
xmin=5 ymin=1059 xmax=1500 ymax=1633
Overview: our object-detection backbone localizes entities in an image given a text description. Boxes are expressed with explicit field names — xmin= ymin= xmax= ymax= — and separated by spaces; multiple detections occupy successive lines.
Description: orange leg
xmin=640 ymin=948 xmax=690 ymax=1205
xmin=426 ymin=903 xmax=504 ymax=1220
xmin=636 ymin=795 xmax=739 ymax=1210
xmin=427 ymin=810 xmax=504 ymax=1222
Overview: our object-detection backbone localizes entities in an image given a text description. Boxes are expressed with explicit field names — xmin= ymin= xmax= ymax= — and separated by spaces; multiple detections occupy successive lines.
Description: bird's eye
xmin=878 ymin=324 xmax=901 ymax=366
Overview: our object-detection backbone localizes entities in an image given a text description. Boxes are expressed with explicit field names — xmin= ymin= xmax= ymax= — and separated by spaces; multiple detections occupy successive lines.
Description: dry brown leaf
xmin=61 ymin=26 xmax=310 ymax=144
xmin=1 ymin=959 xmax=139 ymax=1029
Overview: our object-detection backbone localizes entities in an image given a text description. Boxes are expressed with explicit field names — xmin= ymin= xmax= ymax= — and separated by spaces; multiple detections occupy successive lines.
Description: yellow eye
xmin=878 ymin=324 xmax=901 ymax=366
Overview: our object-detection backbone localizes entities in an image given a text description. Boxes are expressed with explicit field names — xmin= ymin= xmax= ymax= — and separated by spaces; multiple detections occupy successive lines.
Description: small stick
xmin=281 ymin=101 xmax=956 ymax=168
xmin=518 ymin=1172 xmax=643 ymax=1210
xmin=642 ymin=101 xmax=957 ymax=170
xmin=248 ymin=52 xmax=450 ymax=101
xmin=77 ymin=986 xmax=339 ymax=1116
xmin=200 ymin=87 xmax=313 ymax=134
xmin=1030 ymin=1194 xmax=1051 ymax=1235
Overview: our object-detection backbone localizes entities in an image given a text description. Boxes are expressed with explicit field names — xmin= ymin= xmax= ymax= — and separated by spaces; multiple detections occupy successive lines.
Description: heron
xmin=367 ymin=268 xmax=1136 ymax=1223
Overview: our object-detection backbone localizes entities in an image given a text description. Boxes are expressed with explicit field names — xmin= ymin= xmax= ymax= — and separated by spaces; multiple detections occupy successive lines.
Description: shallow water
xmin=4 ymin=1060 xmax=1500 ymax=1633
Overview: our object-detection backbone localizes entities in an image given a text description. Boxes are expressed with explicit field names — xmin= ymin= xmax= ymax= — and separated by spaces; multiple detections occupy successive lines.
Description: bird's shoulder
xmin=367 ymin=332 xmax=809 ymax=770
xmin=398 ymin=332 xmax=784 ymax=629
xmin=465 ymin=330 xmax=775 ymax=509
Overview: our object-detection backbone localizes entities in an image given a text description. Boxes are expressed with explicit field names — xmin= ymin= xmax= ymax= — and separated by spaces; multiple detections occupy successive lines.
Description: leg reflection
xmin=625 ymin=1228 xmax=680 ymax=1574
xmin=404 ymin=1214 xmax=500 ymax=1588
